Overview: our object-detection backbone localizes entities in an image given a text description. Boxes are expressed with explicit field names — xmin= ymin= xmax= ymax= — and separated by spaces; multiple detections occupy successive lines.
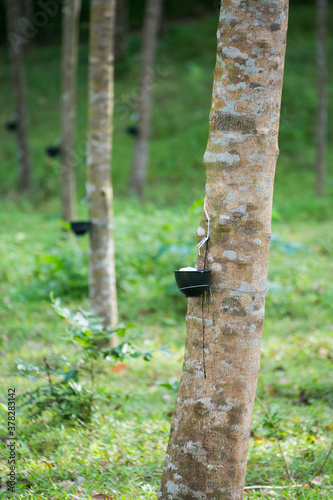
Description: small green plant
xmin=261 ymin=409 xmax=283 ymax=438
xmin=31 ymin=237 xmax=88 ymax=299
xmin=156 ymin=380 xmax=180 ymax=392
xmin=16 ymin=355 xmax=94 ymax=422
xmin=15 ymin=298 xmax=152 ymax=424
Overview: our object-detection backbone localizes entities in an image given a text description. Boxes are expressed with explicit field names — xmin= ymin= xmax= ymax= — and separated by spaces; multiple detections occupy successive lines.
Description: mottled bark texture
xmin=158 ymin=1 xmax=288 ymax=499
xmin=60 ymin=0 xmax=81 ymax=222
xmin=129 ymin=0 xmax=163 ymax=200
xmin=315 ymin=0 xmax=327 ymax=198
xmin=6 ymin=0 xmax=32 ymax=193
xmin=115 ymin=0 xmax=128 ymax=60
xmin=87 ymin=0 xmax=118 ymax=332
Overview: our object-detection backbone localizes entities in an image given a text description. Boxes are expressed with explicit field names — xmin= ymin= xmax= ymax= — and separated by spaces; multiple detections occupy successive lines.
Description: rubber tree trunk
xmin=6 ymin=0 xmax=32 ymax=193
xmin=315 ymin=0 xmax=327 ymax=198
xmin=129 ymin=0 xmax=163 ymax=200
xmin=158 ymin=1 xmax=289 ymax=499
xmin=20 ymin=0 xmax=33 ymax=53
xmin=115 ymin=0 xmax=128 ymax=60
xmin=21 ymin=0 xmax=33 ymax=20
xmin=60 ymin=0 xmax=82 ymax=222
xmin=87 ymin=0 xmax=118 ymax=332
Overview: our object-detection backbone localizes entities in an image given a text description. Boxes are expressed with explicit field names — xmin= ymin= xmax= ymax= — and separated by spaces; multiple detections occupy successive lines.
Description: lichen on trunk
xmin=315 ymin=0 xmax=328 ymax=198
xmin=158 ymin=1 xmax=289 ymax=498
xmin=6 ymin=0 xmax=32 ymax=193
xmin=87 ymin=0 xmax=118 ymax=334
xmin=129 ymin=0 xmax=163 ymax=200
xmin=60 ymin=0 xmax=82 ymax=222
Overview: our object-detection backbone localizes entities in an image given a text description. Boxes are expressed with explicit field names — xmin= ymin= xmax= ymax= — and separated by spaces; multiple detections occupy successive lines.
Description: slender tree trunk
xmin=129 ymin=0 xmax=163 ymax=200
xmin=87 ymin=0 xmax=118 ymax=333
xmin=60 ymin=0 xmax=81 ymax=222
xmin=158 ymin=1 xmax=289 ymax=499
xmin=315 ymin=0 xmax=327 ymax=198
xmin=6 ymin=0 xmax=32 ymax=193
xmin=20 ymin=0 xmax=33 ymax=53
xmin=21 ymin=0 xmax=33 ymax=20
xmin=115 ymin=0 xmax=128 ymax=60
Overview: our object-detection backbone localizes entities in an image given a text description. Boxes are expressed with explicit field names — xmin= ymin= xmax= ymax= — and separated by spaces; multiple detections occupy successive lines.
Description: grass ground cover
xmin=0 ymin=3 xmax=332 ymax=499
xmin=0 ymin=201 xmax=332 ymax=499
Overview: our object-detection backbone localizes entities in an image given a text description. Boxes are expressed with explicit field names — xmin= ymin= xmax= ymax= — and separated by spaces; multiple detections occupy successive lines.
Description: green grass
xmin=0 ymin=3 xmax=333 ymax=499
xmin=0 ymin=202 xmax=332 ymax=499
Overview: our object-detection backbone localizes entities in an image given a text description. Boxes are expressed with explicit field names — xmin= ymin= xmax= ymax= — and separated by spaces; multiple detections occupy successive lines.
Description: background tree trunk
xmin=129 ymin=0 xmax=163 ymax=200
xmin=158 ymin=1 xmax=289 ymax=499
xmin=6 ymin=0 xmax=32 ymax=193
xmin=60 ymin=0 xmax=82 ymax=222
xmin=20 ymin=0 xmax=33 ymax=54
xmin=21 ymin=0 xmax=33 ymax=21
xmin=115 ymin=0 xmax=128 ymax=60
xmin=87 ymin=0 xmax=118 ymax=333
xmin=315 ymin=0 xmax=327 ymax=198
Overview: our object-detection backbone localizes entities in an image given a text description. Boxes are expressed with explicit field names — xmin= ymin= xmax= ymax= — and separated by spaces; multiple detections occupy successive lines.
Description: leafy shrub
xmin=15 ymin=298 xmax=152 ymax=424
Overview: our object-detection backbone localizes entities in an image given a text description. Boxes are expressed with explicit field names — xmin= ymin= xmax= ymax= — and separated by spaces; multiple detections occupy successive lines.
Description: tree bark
xmin=87 ymin=0 xmax=118 ymax=333
xmin=6 ymin=0 xmax=32 ymax=193
xmin=21 ymin=0 xmax=33 ymax=20
xmin=20 ymin=0 xmax=33 ymax=53
xmin=115 ymin=0 xmax=128 ymax=60
xmin=315 ymin=0 xmax=327 ymax=198
xmin=129 ymin=0 xmax=163 ymax=200
xmin=60 ymin=0 xmax=82 ymax=222
xmin=158 ymin=1 xmax=289 ymax=499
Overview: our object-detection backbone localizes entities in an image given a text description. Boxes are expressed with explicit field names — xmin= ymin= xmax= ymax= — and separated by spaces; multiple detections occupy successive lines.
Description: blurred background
xmin=0 ymin=0 xmax=332 ymax=498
